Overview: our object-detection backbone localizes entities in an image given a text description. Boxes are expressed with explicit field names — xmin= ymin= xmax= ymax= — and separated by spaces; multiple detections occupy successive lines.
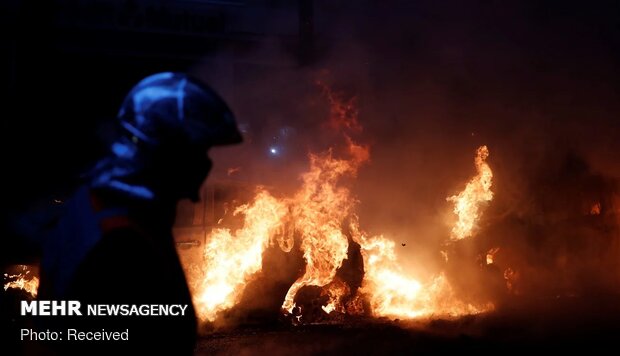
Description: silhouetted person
xmin=36 ymin=72 xmax=242 ymax=354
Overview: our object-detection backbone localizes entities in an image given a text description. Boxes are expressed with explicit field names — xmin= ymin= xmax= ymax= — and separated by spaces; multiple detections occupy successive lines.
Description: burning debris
xmin=3 ymin=265 xmax=39 ymax=298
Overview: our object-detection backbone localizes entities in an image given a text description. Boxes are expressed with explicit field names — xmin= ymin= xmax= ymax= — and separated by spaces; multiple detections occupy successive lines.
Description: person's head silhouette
xmin=90 ymin=72 xmax=242 ymax=203
xmin=34 ymin=73 xmax=242 ymax=355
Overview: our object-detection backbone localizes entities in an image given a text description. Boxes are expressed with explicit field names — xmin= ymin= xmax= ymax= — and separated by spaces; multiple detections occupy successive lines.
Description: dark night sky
xmin=0 ymin=9 xmax=619 ymax=350
xmin=2 ymin=0 xmax=620 ymax=266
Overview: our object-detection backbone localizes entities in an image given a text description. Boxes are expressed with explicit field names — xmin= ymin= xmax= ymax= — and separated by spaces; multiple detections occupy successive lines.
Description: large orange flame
xmin=191 ymin=84 xmax=494 ymax=323
xmin=447 ymin=145 xmax=493 ymax=240
xmin=194 ymin=189 xmax=288 ymax=321
xmin=351 ymin=219 xmax=489 ymax=318
xmin=281 ymin=141 xmax=368 ymax=313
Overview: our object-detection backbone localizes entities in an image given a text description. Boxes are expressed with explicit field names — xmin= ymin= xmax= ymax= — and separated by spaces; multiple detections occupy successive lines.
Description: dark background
xmin=4 ymin=0 xmax=620 ymax=207
xmin=2 ymin=1 xmax=620 ymax=353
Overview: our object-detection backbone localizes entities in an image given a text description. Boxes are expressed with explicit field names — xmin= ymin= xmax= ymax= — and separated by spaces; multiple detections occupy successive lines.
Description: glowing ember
xmin=504 ymin=268 xmax=520 ymax=295
xmin=3 ymin=266 xmax=39 ymax=298
xmin=447 ymin=145 xmax=494 ymax=240
xmin=440 ymin=250 xmax=449 ymax=262
xmin=590 ymin=202 xmax=601 ymax=215
xmin=194 ymin=189 xmax=288 ymax=321
xmin=486 ymin=247 xmax=500 ymax=265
